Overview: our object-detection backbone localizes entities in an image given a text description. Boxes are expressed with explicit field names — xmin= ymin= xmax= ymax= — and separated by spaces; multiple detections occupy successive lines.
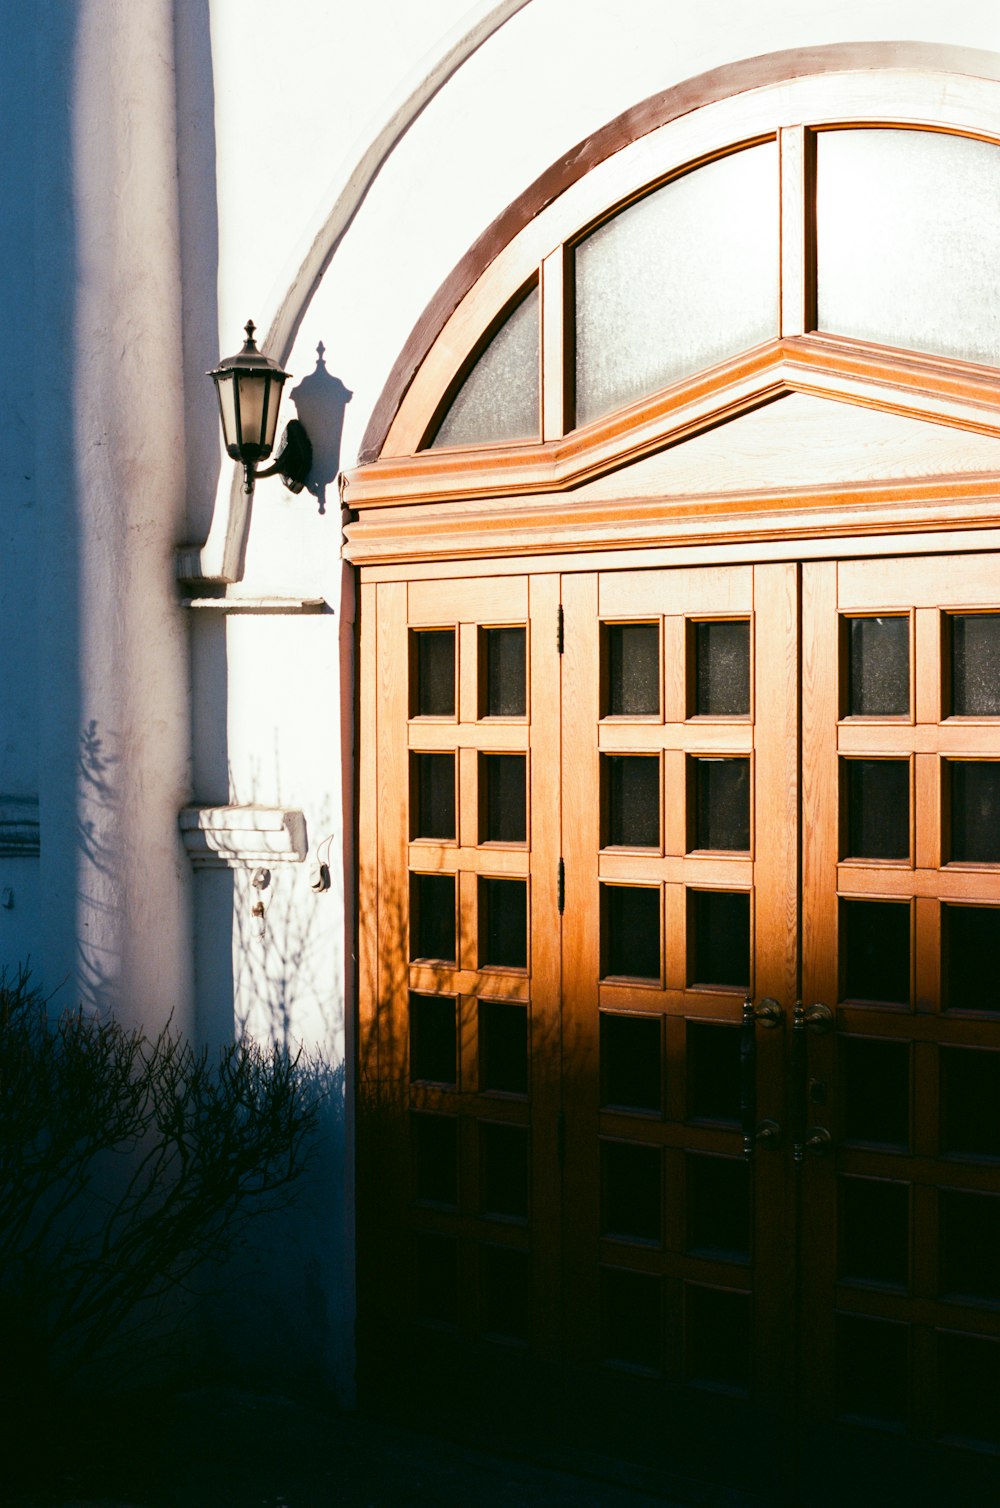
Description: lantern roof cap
xmin=208 ymin=320 xmax=291 ymax=380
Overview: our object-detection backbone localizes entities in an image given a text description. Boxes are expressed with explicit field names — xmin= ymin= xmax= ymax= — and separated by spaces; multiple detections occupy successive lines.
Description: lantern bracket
xmin=254 ymin=420 xmax=313 ymax=494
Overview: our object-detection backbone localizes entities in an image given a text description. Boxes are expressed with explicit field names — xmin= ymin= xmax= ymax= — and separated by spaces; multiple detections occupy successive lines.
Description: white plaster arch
xmin=181 ymin=0 xmax=532 ymax=584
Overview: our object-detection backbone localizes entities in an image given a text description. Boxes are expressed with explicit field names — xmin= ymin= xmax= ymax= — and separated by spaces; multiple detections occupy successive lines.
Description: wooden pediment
xmin=343 ymin=337 xmax=1000 ymax=566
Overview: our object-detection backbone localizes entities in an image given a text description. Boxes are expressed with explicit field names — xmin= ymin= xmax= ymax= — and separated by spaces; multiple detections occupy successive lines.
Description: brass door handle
xmin=741 ymin=996 xmax=784 ymax=1160
xmin=799 ymin=1125 xmax=832 ymax=1159
xmin=792 ymin=1000 xmax=835 ymax=1166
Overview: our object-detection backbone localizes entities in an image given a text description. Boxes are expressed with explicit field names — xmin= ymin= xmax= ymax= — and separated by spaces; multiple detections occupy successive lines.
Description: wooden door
xmin=358 ymin=550 xmax=1000 ymax=1504
xmin=357 ymin=572 xmax=566 ymax=1411
xmin=554 ymin=561 xmax=798 ymax=1498
xmin=796 ymin=554 xmax=1000 ymax=1505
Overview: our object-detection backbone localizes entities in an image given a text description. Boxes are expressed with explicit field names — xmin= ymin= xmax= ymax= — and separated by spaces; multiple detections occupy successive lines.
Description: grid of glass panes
xmin=595 ymin=606 xmax=756 ymax=1385
xmin=830 ymin=589 xmax=1000 ymax=1442
xmin=406 ymin=616 xmax=533 ymax=1344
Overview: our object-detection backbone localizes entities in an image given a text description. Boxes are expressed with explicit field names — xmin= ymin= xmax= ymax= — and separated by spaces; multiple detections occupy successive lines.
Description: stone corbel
xmin=179 ymin=806 xmax=308 ymax=868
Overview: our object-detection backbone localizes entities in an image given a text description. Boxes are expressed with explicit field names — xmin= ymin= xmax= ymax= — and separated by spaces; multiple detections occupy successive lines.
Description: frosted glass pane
xmin=817 ymin=129 xmax=1000 ymax=366
xmin=574 ymin=144 xmax=779 ymax=426
xmin=429 ymin=285 xmax=539 ymax=448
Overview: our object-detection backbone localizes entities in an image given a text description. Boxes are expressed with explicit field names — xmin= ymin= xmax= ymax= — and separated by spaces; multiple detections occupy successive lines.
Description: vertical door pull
xmin=741 ymin=995 xmax=784 ymax=1160
xmin=792 ymin=1001 xmax=834 ymax=1165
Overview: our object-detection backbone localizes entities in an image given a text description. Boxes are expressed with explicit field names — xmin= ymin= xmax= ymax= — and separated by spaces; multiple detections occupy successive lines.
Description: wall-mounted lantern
xmin=208 ymin=320 xmax=312 ymax=494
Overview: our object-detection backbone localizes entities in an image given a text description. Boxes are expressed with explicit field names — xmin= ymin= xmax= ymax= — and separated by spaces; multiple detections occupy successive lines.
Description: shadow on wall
xmin=198 ymin=852 xmax=350 ymax=1399
xmin=289 ymin=343 xmax=352 ymax=516
xmin=174 ymin=0 xmax=223 ymax=543
xmin=75 ymin=721 xmax=122 ymax=1014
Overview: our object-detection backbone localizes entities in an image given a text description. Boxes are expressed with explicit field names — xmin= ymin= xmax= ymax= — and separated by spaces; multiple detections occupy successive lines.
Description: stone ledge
xmin=179 ymin=806 xmax=308 ymax=867
xmin=0 ymin=796 xmax=40 ymax=858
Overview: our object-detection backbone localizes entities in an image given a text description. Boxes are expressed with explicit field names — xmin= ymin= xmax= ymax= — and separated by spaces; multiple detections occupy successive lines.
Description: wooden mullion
xmin=558 ymin=571 xmax=602 ymax=1366
xmin=541 ymin=246 xmax=570 ymax=442
xmin=526 ymin=571 xmax=563 ymax=1361
xmin=779 ymin=124 xmax=811 ymax=337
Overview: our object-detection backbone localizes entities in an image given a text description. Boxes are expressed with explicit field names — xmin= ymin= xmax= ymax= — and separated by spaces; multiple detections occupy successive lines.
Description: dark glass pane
xmin=840 ymin=1037 xmax=910 ymax=1149
xmin=841 ymin=898 xmax=910 ymax=1004
xmin=847 ymin=616 xmax=909 ymax=716
xmin=951 ymin=614 xmax=1000 ymax=716
xmin=606 ymin=623 xmax=660 ymax=716
xmin=412 ymin=1232 xmax=459 ymax=1326
xmin=411 ymin=752 xmax=455 ymax=840
xmin=601 ymin=1140 xmax=662 ymax=1243
xmin=943 ymin=905 xmax=1000 ymax=1011
xmin=600 ymin=1268 xmax=662 ymax=1370
xmin=480 ymin=1123 xmax=529 ymax=1219
xmin=941 ymin=1048 xmax=1000 ymax=1158
xmin=940 ymin=1190 xmax=1000 ymax=1301
xmin=412 ymin=1113 xmax=458 ymax=1205
xmin=694 ymin=620 xmax=750 ymax=716
xmin=600 ymin=1012 xmax=662 ymax=1112
xmin=484 ymin=627 xmax=526 ymax=717
xmin=410 ymin=873 xmax=456 ymax=963
xmin=601 ymin=885 xmax=661 ymax=981
xmin=479 ymin=1246 xmax=530 ymax=1341
xmin=687 ymin=1022 xmax=741 ymax=1124
xmin=693 ymin=758 xmax=750 ymax=851
xmin=689 ymin=891 xmax=750 ymax=990
xmin=686 ymin=1155 xmax=751 ymax=1260
xmin=409 ymin=993 xmax=457 ymax=1085
xmin=414 ymin=630 xmax=455 ymax=717
xmin=950 ymin=762 xmax=1000 ymax=862
xmin=478 ymin=878 xmax=527 ymax=969
xmin=845 ymin=760 xmax=909 ymax=860
xmin=478 ymin=999 xmax=528 ymax=1095
xmin=603 ymin=754 xmax=660 ymax=848
xmin=685 ymin=1286 xmax=751 ymax=1392
xmin=838 ymin=1177 xmax=909 ymax=1287
xmin=938 ymin=1333 xmax=1000 ymax=1446
xmin=835 ymin=1315 xmax=908 ymax=1426
xmin=482 ymin=753 xmax=526 ymax=842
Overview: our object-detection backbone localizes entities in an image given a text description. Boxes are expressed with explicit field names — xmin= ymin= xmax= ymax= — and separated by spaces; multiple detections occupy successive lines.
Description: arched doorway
xmin=346 ymin=58 xmax=1000 ymax=1505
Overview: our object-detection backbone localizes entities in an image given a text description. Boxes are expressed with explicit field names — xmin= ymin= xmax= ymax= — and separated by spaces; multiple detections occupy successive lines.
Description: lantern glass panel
xmin=215 ymin=375 xmax=239 ymax=455
xmin=236 ymin=372 xmax=268 ymax=453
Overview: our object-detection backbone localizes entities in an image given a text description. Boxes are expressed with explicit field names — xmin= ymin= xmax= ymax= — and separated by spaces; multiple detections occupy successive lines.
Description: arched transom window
xmin=345 ymin=60 xmax=1000 ymax=541
xmin=423 ymin=126 xmax=1000 ymax=453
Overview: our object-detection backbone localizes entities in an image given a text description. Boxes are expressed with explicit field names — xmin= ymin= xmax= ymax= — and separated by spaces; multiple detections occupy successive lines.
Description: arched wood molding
xmin=178 ymin=0 xmax=532 ymax=585
xmin=357 ymin=41 xmax=1000 ymax=466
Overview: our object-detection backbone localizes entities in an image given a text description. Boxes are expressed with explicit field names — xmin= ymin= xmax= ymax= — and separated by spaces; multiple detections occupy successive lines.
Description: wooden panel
xmin=838 ymin=723 xmax=1000 ymax=756
xmin=598 ymin=722 xmax=753 ymax=753
xmin=600 ymin=564 xmax=752 ymax=617
xmin=839 ymin=552 xmax=1000 ymax=609
xmin=408 ymin=844 xmax=529 ymax=876
xmin=408 ymin=575 xmax=527 ymax=623
xmin=599 ymin=853 xmax=752 ymax=885
xmin=409 ymin=722 xmax=529 ymax=751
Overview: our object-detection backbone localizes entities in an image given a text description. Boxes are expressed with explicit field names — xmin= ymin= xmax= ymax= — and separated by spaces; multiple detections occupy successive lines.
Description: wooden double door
xmin=358 ymin=550 xmax=1000 ymax=1505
